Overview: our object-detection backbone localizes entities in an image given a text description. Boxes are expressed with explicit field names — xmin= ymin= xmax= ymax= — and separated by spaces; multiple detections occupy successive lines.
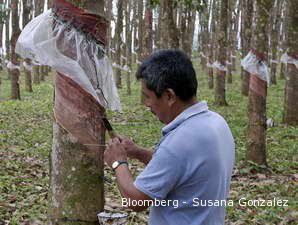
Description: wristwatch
xmin=112 ymin=160 xmax=128 ymax=171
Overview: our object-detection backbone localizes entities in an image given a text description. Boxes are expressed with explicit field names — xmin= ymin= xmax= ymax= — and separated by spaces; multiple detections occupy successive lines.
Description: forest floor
xmin=0 ymin=59 xmax=297 ymax=225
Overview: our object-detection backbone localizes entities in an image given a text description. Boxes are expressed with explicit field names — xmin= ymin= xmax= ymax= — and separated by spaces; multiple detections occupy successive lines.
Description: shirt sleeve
xmin=134 ymin=147 xmax=182 ymax=200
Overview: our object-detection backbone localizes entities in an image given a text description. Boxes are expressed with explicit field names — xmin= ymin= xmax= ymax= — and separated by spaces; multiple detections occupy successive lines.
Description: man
xmin=104 ymin=49 xmax=235 ymax=225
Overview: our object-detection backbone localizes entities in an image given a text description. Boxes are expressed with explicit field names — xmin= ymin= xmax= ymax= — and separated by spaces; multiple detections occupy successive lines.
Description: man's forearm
xmin=115 ymin=165 xmax=152 ymax=211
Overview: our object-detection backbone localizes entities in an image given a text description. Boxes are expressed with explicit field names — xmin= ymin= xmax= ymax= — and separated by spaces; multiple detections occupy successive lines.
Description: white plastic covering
xmin=206 ymin=62 xmax=213 ymax=68
xmin=270 ymin=59 xmax=279 ymax=64
xmin=281 ymin=53 xmax=298 ymax=69
xmin=212 ymin=60 xmax=227 ymax=72
xmin=23 ymin=61 xmax=33 ymax=71
xmin=7 ymin=61 xmax=20 ymax=71
xmin=241 ymin=51 xmax=270 ymax=84
xmin=16 ymin=9 xmax=121 ymax=111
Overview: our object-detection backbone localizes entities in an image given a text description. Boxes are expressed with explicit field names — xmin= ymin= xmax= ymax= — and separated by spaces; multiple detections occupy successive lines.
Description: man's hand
xmin=117 ymin=136 xmax=139 ymax=158
xmin=104 ymin=138 xmax=127 ymax=168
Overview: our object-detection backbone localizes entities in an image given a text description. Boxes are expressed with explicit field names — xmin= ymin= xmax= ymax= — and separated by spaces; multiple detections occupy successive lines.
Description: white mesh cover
xmin=241 ymin=50 xmax=270 ymax=84
xmin=16 ymin=10 xmax=121 ymax=111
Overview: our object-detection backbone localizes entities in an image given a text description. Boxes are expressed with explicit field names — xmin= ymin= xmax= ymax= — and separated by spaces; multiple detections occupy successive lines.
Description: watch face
xmin=112 ymin=161 xmax=119 ymax=169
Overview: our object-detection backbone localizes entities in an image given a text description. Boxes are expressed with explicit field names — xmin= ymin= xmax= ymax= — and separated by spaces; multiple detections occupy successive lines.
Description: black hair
xmin=136 ymin=49 xmax=197 ymax=101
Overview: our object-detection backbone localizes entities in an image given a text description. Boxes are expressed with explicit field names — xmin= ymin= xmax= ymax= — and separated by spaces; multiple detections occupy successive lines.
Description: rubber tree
xmin=22 ymin=0 xmax=33 ymax=92
xmin=283 ymin=0 xmax=298 ymax=125
xmin=32 ymin=0 xmax=44 ymax=84
xmin=114 ymin=0 xmax=123 ymax=88
xmin=49 ymin=1 xmax=106 ymax=224
xmin=241 ymin=0 xmax=253 ymax=96
xmin=125 ymin=0 xmax=132 ymax=95
xmin=9 ymin=0 xmax=20 ymax=100
xmin=269 ymin=0 xmax=283 ymax=85
xmin=214 ymin=0 xmax=228 ymax=106
xmin=246 ymin=0 xmax=273 ymax=166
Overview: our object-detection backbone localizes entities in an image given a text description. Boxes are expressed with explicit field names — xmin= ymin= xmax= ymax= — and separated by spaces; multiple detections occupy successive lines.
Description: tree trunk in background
xmin=155 ymin=7 xmax=162 ymax=49
xmin=283 ymin=0 xmax=298 ymax=125
xmin=125 ymin=0 xmax=132 ymax=95
xmin=22 ymin=0 xmax=33 ymax=92
xmin=279 ymin=0 xmax=287 ymax=80
xmin=214 ymin=0 xmax=228 ymax=106
xmin=33 ymin=65 xmax=40 ymax=84
xmin=5 ymin=0 xmax=10 ymax=79
xmin=49 ymin=1 xmax=105 ymax=224
xmin=231 ymin=0 xmax=239 ymax=71
xmin=137 ymin=0 xmax=144 ymax=61
xmin=132 ymin=0 xmax=137 ymax=63
xmin=181 ymin=8 xmax=196 ymax=57
xmin=159 ymin=0 xmax=168 ymax=48
xmin=105 ymin=0 xmax=113 ymax=57
xmin=247 ymin=0 xmax=273 ymax=166
xmin=241 ymin=0 xmax=253 ymax=96
xmin=0 ymin=0 xmax=3 ymax=71
xmin=227 ymin=0 xmax=233 ymax=84
xmin=199 ymin=6 xmax=208 ymax=71
xmin=269 ymin=0 xmax=282 ymax=85
xmin=207 ymin=0 xmax=218 ymax=89
xmin=9 ymin=0 xmax=20 ymax=100
xmin=33 ymin=0 xmax=44 ymax=84
xmin=143 ymin=1 xmax=153 ymax=59
xmin=160 ymin=0 xmax=179 ymax=49
xmin=114 ymin=0 xmax=123 ymax=88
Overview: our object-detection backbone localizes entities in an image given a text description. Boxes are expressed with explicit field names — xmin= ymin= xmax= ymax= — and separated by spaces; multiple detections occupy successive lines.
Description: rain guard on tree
xmin=16 ymin=0 xmax=121 ymax=150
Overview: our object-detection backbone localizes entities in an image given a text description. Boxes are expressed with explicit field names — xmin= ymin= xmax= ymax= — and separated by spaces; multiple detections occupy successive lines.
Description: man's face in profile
xmin=141 ymin=80 xmax=170 ymax=124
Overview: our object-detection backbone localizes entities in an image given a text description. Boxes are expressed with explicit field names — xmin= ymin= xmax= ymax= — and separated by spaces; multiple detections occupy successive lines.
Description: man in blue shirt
xmin=104 ymin=49 xmax=235 ymax=225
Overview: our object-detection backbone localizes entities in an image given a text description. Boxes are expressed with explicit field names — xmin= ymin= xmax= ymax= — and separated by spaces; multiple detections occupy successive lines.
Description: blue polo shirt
xmin=134 ymin=101 xmax=235 ymax=225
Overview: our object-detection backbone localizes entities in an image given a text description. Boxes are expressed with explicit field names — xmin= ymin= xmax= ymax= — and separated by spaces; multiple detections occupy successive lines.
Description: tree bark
xmin=269 ymin=0 xmax=282 ymax=85
xmin=214 ymin=0 xmax=228 ymax=106
xmin=49 ymin=1 xmax=106 ymax=224
xmin=137 ymin=0 xmax=144 ymax=60
xmin=283 ymin=0 xmax=298 ymax=125
xmin=160 ymin=0 xmax=179 ymax=49
xmin=247 ymin=0 xmax=273 ymax=166
xmin=0 ymin=0 xmax=3 ymax=71
xmin=241 ymin=0 xmax=253 ymax=96
xmin=22 ymin=0 xmax=33 ymax=92
xmin=114 ymin=0 xmax=123 ymax=88
xmin=5 ymin=0 xmax=10 ymax=79
xmin=143 ymin=0 xmax=153 ymax=59
xmin=125 ymin=0 xmax=132 ymax=95
xmin=9 ymin=0 xmax=21 ymax=100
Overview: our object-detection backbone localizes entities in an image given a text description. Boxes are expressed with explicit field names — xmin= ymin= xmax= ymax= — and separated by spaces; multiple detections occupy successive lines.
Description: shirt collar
xmin=162 ymin=101 xmax=208 ymax=136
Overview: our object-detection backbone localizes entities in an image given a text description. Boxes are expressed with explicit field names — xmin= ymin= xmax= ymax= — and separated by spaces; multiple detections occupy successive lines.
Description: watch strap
xmin=113 ymin=161 xmax=128 ymax=171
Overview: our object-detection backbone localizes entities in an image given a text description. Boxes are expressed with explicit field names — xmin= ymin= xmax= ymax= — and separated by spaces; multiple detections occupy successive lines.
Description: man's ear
xmin=164 ymin=88 xmax=177 ymax=106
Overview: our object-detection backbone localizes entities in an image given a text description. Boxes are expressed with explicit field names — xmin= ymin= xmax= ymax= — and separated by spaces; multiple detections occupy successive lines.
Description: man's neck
xmin=167 ymin=97 xmax=198 ymax=124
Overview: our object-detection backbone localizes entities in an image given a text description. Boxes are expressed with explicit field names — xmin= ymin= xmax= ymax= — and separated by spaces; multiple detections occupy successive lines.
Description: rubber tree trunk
xmin=125 ymin=0 xmax=132 ymax=95
xmin=246 ymin=0 xmax=273 ymax=166
xmin=114 ymin=0 xmax=123 ymax=88
xmin=269 ymin=0 xmax=282 ymax=85
xmin=24 ymin=59 xmax=33 ymax=92
xmin=5 ymin=0 xmax=10 ymax=68
xmin=137 ymin=0 xmax=144 ymax=60
xmin=22 ymin=0 xmax=33 ymax=92
xmin=283 ymin=0 xmax=298 ymax=125
xmin=0 ymin=0 xmax=3 ymax=71
xmin=49 ymin=1 xmax=105 ymax=224
xmin=214 ymin=0 xmax=228 ymax=106
xmin=9 ymin=0 xmax=21 ymax=100
xmin=160 ymin=0 xmax=179 ymax=49
xmin=33 ymin=65 xmax=40 ymax=84
xmin=143 ymin=0 xmax=153 ymax=59
xmin=241 ymin=0 xmax=253 ymax=96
